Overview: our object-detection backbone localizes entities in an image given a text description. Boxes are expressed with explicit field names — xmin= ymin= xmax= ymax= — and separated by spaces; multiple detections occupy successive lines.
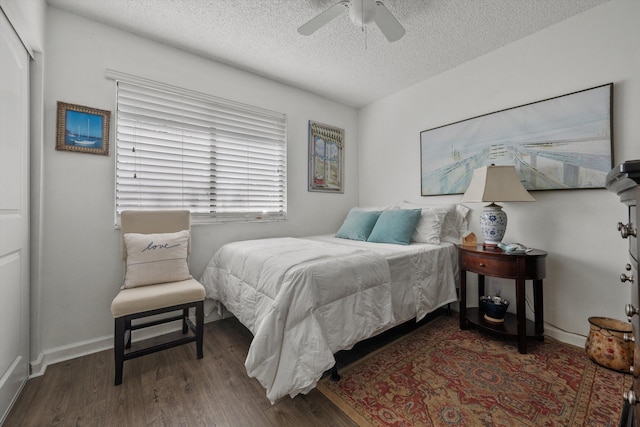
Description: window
xmin=113 ymin=76 xmax=287 ymax=225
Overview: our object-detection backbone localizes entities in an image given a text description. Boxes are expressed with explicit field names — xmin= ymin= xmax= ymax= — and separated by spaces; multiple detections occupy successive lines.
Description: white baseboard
xmin=30 ymin=335 xmax=113 ymax=378
xmin=543 ymin=323 xmax=586 ymax=348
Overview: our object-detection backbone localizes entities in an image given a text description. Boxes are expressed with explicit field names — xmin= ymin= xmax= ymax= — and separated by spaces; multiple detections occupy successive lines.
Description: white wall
xmin=32 ymin=6 xmax=359 ymax=373
xmin=359 ymin=0 xmax=640 ymax=345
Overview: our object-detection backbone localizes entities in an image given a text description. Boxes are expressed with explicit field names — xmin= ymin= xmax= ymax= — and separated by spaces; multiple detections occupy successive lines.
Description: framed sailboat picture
xmin=56 ymin=102 xmax=111 ymax=155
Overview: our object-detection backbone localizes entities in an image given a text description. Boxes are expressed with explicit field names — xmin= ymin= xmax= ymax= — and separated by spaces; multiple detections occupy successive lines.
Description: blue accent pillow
xmin=335 ymin=210 xmax=382 ymax=241
xmin=367 ymin=209 xmax=422 ymax=245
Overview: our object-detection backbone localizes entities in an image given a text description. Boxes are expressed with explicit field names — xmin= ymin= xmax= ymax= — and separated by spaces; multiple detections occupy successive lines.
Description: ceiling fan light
xmin=349 ymin=0 xmax=376 ymax=26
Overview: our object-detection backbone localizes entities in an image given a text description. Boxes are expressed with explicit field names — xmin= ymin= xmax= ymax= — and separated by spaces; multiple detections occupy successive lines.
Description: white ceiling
xmin=47 ymin=0 xmax=609 ymax=108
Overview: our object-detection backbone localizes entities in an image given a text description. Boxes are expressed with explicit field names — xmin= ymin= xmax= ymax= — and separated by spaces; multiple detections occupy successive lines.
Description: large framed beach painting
xmin=308 ymin=120 xmax=344 ymax=193
xmin=420 ymin=83 xmax=613 ymax=196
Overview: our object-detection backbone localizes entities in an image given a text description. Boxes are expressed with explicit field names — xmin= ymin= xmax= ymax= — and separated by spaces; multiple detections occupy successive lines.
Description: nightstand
xmin=458 ymin=245 xmax=547 ymax=354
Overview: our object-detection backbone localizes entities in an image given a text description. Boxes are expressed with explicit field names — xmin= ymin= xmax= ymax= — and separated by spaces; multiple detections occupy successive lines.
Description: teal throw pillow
xmin=367 ymin=209 xmax=422 ymax=245
xmin=335 ymin=210 xmax=382 ymax=241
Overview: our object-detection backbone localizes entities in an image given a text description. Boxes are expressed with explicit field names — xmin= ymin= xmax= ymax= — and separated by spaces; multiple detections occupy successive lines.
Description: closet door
xmin=0 ymin=9 xmax=30 ymax=423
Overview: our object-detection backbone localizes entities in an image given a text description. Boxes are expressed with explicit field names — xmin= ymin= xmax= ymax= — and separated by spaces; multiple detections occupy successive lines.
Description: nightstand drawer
xmin=461 ymin=253 xmax=518 ymax=277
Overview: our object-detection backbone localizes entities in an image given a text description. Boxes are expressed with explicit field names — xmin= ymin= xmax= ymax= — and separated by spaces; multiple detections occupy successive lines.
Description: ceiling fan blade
xmin=298 ymin=1 xmax=350 ymax=36
xmin=373 ymin=1 xmax=406 ymax=42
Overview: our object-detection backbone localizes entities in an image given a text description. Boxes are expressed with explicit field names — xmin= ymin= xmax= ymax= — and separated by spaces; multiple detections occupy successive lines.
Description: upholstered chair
xmin=110 ymin=210 xmax=204 ymax=385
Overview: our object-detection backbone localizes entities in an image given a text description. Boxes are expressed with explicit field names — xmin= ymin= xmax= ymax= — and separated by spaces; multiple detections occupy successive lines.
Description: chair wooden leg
xmin=196 ymin=301 xmax=204 ymax=359
xmin=182 ymin=308 xmax=189 ymax=334
xmin=125 ymin=318 xmax=132 ymax=349
xmin=114 ymin=317 xmax=126 ymax=385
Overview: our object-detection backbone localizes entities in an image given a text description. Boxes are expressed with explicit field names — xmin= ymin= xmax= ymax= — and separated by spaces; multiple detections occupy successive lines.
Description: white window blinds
xmin=114 ymin=79 xmax=287 ymax=224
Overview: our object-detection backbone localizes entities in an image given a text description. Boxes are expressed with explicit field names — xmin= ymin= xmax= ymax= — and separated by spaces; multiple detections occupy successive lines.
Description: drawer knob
xmin=618 ymin=222 xmax=637 ymax=239
xmin=624 ymin=332 xmax=635 ymax=343
xmin=626 ymin=304 xmax=640 ymax=319
xmin=621 ymin=273 xmax=635 ymax=284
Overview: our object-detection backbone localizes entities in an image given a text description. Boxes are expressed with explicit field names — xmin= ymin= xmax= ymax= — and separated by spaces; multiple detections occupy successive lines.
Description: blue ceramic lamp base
xmin=479 ymin=203 xmax=507 ymax=248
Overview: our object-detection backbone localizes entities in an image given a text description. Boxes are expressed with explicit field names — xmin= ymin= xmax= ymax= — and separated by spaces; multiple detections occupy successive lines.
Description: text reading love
xmin=142 ymin=241 xmax=180 ymax=252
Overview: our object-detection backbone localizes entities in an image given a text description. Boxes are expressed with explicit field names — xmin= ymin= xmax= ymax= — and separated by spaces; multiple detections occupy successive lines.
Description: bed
xmin=200 ymin=203 xmax=468 ymax=403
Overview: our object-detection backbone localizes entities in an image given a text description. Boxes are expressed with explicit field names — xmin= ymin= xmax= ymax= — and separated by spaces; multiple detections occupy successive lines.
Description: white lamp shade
xmin=461 ymin=165 xmax=534 ymax=247
xmin=460 ymin=165 xmax=535 ymax=203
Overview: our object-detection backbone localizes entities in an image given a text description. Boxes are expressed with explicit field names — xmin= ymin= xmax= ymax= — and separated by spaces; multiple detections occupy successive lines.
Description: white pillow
xmin=399 ymin=202 xmax=470 ymax=244
xmin=440 ymin=204 xmax=470 ymax=244
xmin=122 ymin=230 xmax=192 ymax=288
xmin=399 ymin=202 xmax=449 ymax=244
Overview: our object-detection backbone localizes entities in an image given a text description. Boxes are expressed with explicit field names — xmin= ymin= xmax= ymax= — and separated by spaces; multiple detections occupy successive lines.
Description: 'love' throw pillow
xmin=122 ymin=229 xmax=192 ymax=288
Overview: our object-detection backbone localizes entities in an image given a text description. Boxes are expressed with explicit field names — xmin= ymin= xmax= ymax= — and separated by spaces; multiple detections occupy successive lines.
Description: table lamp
xmin=460 ymin=165 xmax=535 ymax=248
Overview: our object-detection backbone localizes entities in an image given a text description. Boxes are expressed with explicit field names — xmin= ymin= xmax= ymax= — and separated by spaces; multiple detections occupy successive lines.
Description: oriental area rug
xmin=318 ymin=315 xmax=631 ymax=427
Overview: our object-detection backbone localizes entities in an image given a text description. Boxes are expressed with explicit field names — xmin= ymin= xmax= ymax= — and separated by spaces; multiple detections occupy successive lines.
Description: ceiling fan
xmin=298 ymin=0 xmax=406 ymax=42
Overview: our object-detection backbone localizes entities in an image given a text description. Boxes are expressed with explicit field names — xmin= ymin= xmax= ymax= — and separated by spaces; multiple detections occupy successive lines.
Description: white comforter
xmin=306 ymin=235 xmax=459 ymax=323
xmin=200 ymin=235 xmax=458 ymax=403
xmin=201 ymin=237 xmax=394 ymax=403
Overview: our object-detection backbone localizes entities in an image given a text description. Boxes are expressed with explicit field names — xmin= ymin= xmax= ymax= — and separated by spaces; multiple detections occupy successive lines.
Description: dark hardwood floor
xmin=5 ymin=310 xmax=446 ymax=427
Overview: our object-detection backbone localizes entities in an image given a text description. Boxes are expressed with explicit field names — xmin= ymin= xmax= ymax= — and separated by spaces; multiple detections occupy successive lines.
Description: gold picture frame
xmin=56 ymin=101 xmax=111 ymax=155
xmin=308 ymin=121 xmax=344 ymax=193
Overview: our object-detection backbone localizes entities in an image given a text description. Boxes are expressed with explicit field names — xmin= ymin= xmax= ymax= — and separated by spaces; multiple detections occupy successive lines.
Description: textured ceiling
xmin=47 ymin=0 xmax=609 ymax=108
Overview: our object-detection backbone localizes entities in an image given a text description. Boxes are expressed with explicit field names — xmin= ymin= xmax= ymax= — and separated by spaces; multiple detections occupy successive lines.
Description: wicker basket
xmin=585 ymin=316 xmax=634 ymax=373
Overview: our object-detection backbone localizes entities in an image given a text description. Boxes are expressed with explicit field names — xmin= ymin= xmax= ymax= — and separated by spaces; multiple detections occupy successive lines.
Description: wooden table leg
xmin=460 ymin=269 xmax=468 ymax=329
xmin=516 ymin=278 xmax=527 ymax=353
xmin=533 ymin=279 xmax=544 ymax=339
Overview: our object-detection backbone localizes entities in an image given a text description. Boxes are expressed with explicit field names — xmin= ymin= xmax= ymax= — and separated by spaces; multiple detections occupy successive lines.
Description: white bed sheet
xmin=200 ymin=235 xmax=458 ymax=403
